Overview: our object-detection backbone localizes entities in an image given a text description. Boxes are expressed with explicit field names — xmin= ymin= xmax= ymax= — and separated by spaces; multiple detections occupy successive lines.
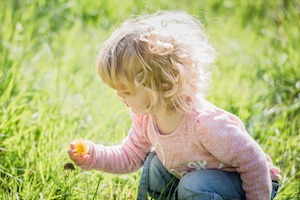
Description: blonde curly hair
xmin=97 ymin=10 xmax=215 ymax=114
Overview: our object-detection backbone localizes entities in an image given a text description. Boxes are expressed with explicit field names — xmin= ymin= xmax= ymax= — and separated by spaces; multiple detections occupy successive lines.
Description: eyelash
xmin=118 ymin=90 xmax=131 ymax=96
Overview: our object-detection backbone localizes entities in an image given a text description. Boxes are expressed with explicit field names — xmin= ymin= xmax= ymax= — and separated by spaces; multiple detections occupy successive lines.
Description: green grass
xmin=1 ymin=0 xmax=299 ymax=199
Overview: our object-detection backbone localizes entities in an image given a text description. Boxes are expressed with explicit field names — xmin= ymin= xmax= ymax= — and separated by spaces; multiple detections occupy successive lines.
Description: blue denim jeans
xmin=137 ymin=152 xmax=279 ymax=200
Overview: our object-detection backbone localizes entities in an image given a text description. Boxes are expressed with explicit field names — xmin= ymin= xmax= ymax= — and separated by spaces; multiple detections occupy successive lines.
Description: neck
xmin=152 ymin=109 xmax=185 ymax=135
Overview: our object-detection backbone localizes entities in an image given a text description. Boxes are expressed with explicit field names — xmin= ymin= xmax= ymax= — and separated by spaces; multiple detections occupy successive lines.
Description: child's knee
xmin=178 ymin=171 xmax=209 ymax=193
xmin=177 ymin=170 xmax=244 ymax=200
xmin=177 ymin=172 xmax=224 ymax=200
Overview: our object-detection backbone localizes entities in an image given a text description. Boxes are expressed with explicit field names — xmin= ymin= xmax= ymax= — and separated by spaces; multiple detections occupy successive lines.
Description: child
xmin=68 ymin=10 xmax=281 ymax=200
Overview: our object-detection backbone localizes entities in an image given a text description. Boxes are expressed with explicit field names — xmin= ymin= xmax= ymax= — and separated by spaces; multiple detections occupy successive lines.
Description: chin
xmin=131 ymin=109 xmax=141 ymax=114
xmin=131 ymin=110 xmax=137 ymax=114
xmin=133 ymin=109 xmax=151 ymax=115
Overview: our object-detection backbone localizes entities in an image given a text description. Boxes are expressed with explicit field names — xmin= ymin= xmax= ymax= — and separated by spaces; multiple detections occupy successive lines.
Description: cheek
xmin=142 ymin=95 xmax=151 ymax=107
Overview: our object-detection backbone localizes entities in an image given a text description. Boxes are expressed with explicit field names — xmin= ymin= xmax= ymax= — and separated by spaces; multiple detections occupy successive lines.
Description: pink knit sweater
xmin=79 ymin=101 xmax=281 ymax=200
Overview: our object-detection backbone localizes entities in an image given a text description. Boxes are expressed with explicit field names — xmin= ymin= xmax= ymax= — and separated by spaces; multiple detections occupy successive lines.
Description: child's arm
xmin=68 ymin=116 xmax=152 ymax=173
xmin=195 ymin=110 xmax=275 ymax=200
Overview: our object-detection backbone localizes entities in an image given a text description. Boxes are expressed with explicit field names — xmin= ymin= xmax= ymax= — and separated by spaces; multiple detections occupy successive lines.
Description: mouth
xmin=122 ymin=101 xmax=129 ymax=107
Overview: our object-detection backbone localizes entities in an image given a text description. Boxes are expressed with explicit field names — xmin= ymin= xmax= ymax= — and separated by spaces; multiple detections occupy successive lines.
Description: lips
xmin=122 ymin=101 xmax=129 ymax=107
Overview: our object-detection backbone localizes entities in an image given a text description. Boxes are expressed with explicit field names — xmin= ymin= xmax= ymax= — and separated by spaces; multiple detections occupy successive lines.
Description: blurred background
xmin=0 ymin=0 xmax=299 ymax=199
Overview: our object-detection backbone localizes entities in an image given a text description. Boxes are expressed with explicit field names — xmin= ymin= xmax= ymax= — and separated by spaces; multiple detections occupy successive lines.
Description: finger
xmin=70 ymin=142 xmax=76 ymax=149
xmin=69 ymin=151 xmax=89 ymax=165
xmin=76 ymin=154 xmax=90 ymax=165
xmin=69 ymin=151 xmax=80 ymax=160
xmin=71 ymin=154 xmax=88 ymax=165
xmin=67 ymin=148 xmax=76 ymax=156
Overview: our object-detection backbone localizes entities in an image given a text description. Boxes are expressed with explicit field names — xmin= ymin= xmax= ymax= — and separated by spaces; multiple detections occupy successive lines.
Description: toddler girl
xmin=68 ymin=10 xmax=281 ymax=200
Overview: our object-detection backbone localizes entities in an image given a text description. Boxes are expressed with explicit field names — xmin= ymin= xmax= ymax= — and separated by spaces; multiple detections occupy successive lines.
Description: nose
xmin=116 ymin=91 xmax=124 ymax=99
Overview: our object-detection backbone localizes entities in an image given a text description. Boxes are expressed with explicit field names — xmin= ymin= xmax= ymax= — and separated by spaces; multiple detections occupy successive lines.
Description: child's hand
xmin=68 ymin=140 xmax=90 ymax=166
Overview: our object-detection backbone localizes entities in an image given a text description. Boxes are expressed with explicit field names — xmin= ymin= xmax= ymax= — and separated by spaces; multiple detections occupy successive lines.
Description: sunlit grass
xmin=1 ymin=0 xmax=299 ymax=199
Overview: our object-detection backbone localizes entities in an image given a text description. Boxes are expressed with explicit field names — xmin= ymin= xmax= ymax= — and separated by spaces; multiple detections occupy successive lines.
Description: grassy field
xmin=0 ymin=0 xmax=299 ymax=199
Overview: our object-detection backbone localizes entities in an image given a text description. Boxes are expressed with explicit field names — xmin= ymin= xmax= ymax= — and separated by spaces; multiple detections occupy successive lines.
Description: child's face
xmin=116 ymin=86 xmax=151 ymax=114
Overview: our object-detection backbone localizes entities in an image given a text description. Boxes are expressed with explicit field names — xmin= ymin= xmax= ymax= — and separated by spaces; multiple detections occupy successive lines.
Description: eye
xmin=123 ymin=91 xmax=132 ymax=96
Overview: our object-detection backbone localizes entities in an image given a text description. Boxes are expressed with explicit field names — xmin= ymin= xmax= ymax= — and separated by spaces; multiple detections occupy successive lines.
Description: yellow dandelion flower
xmin=74 ymin=139 xmax=89 ymax=156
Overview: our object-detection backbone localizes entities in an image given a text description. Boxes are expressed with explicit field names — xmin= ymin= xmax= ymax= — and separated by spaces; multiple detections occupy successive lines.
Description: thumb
xmin=70 ymin=142 xmax=76 ymax=149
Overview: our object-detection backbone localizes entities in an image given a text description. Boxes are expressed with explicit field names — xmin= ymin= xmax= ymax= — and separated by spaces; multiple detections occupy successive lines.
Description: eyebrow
xmin=118 ymin=89 xmax=131 ymax=92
